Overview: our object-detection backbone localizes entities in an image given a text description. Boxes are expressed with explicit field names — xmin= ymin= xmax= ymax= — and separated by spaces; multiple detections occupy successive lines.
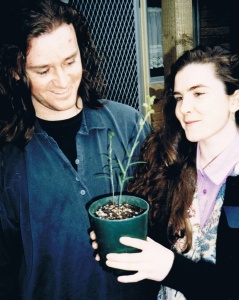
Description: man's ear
xmin=229 ymin=89 xmax=239 ymax=113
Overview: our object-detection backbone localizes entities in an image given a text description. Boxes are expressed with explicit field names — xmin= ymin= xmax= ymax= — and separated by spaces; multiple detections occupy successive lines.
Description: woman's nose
xmin=179 ymin=96 xmax=193 ymax=114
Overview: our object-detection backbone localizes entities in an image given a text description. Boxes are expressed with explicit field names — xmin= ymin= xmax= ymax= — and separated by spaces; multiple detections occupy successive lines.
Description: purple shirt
xmin=197 ymin=131 xmax=239 ymax=227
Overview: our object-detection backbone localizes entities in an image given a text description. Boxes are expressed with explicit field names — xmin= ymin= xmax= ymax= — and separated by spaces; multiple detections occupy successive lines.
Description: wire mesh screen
xmin=70 ymin=0 xmax=142 ymax=111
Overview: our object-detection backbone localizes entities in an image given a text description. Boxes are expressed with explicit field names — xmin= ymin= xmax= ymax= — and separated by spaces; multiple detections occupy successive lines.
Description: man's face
xmin=26 ymin=23 xmax=83 ymax=120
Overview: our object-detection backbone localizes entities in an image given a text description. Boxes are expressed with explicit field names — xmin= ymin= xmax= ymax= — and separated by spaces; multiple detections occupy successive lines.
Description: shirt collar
xmin=34 ymin=100 xmax=107 ymax=135
xmin=79 ymin=104 xmax=105 ymax=135
xmin=196 ymin=129 xmax=239 ymax=185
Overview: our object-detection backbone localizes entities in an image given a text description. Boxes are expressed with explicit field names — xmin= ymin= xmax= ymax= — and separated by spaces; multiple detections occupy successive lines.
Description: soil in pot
xmin=94 ymin=201 xmax=146 ymax=220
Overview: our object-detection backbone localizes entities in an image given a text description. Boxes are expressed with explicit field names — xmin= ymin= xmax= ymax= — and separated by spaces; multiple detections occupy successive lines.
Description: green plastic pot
xmin=88 ymin=195 xmax=149 ymax=267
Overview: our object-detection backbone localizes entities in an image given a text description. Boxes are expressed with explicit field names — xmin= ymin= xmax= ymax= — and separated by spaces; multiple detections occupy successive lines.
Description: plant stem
xmin=118 ymin=96 xmax=155 ymax=203
xmin=109 ymin=131 xmax=115 ymax=203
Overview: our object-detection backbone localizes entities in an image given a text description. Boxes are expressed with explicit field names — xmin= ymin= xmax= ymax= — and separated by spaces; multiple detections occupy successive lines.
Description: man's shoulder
xmin=84 ymin=99 xmax=152 ymax=135
xmin=99 ymin=99 xmax=141 ymax=118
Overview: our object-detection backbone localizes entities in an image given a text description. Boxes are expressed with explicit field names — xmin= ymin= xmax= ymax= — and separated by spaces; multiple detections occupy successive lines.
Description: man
xmin=0 ymin=0 xmax=152 ymax=299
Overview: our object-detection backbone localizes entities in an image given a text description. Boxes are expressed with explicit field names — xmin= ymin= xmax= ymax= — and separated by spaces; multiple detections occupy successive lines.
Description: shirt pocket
xmin=223 ymin=206 xmax=239 ymax=228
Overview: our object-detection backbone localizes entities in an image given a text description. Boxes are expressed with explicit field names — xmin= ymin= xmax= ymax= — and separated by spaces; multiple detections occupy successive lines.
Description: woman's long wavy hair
xmin=0 ymin=0 xmax=105 ymax=148
xmin=127 ymin=45 xmax=239 ymax=252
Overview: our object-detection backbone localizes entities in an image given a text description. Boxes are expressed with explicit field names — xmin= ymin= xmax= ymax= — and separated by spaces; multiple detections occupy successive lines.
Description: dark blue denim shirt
xmin=0 ymin=100 xmax=152 ymax=300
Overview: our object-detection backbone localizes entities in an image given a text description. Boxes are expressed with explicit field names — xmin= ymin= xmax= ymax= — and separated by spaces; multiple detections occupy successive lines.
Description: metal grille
xmin=70 ymin=0 xmax=142 ymax=111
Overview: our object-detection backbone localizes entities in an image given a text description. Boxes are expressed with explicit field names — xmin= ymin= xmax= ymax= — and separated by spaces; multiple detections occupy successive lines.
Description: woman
xmin=92 ymin=45 xmax=239 ymax=300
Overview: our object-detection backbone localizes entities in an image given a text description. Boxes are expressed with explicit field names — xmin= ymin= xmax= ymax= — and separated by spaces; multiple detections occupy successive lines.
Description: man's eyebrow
xmin=26 ymin=63 xmax=49 ymax=70
xmin=26 ymin=51 xmax=78 ymax=70
xmin=173 ymin=84 xmax=208 ymax=95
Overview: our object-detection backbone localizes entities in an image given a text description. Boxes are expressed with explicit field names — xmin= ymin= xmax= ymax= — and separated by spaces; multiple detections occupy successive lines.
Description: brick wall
xmin=199 ymin=0 xmax=239 ymax=52
xmin=199 ymin=0 xmax=231 ymax=49
xmin=149 ymin=84 xmax=164 ymax=131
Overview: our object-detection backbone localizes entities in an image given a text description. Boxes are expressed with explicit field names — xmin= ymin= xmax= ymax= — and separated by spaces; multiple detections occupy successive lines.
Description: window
xmin=147 ymin=0 xmax=164 ymax=83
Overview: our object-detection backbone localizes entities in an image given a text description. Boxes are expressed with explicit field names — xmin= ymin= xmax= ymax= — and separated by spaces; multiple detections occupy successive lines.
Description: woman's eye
xmin=194 ymin=92 xmax=204 ymax=97
xmin=174 ymin=96 xmax=183 ymax=102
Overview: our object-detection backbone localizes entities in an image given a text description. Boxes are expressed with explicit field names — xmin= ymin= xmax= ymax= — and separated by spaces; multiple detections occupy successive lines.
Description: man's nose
xmin=52 ymin=68 xmax=69 ymax=87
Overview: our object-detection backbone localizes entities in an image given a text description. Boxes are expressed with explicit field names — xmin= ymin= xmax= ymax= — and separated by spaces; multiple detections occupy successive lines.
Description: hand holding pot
xmin=106 ymin=236 xmax=175 ymax=283
xmin=88 ymin=195 xmax=149 ymax=265
xmin=90 ymin=231 xmax=100 ymax=261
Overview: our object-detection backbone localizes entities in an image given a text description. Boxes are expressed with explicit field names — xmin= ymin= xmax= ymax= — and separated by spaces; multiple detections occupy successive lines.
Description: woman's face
xmin=174 ymin=63 xmax=238 ymax=146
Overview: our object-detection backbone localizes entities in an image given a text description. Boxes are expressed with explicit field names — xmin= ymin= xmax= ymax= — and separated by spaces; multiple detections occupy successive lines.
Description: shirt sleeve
xmin=0 ymin=147 xmax=22 ymax=300
xmin=0 ymin=208 xmax=22 ymax=299
xmin=162 ymin=252 xmax=227 ymax=300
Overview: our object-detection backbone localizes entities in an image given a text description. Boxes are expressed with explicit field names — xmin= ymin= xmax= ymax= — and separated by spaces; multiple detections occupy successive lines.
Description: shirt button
xmin=80 ymin=190 xmax=86 ymax=195
xmin=203 ymin=189 xmax=207 ymax=194
xmin=76 ymin=177 xmax=80 ymax=181
xmin=75 ymin=159 xmax=80 ymax=165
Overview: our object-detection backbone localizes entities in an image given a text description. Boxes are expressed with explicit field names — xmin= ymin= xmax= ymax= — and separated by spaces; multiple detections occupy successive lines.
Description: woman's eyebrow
xmin=174 ymin=84 xmax=208 ymax=95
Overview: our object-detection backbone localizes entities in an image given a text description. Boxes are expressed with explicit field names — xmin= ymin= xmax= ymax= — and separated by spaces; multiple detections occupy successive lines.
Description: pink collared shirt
xmin=197 ymin=131 xmax=239 ymax=227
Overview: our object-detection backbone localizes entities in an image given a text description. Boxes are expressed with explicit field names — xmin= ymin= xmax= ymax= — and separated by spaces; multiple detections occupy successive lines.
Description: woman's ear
xmin=229 ymin=89 xmax=239 ymax=113
xmin=13 ymin=71 xmax=20 ymax=80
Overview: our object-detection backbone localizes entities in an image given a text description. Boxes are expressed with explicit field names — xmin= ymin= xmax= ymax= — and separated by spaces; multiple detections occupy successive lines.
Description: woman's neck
xmin=199 ymin=124 xmax=238 ymax=169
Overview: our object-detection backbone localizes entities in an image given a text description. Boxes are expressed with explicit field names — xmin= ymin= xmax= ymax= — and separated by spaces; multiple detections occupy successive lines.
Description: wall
xmin=150 ymin=0 xmax=238 ymax=131
xmin=199 ymin=0 xmax=231 ymax=49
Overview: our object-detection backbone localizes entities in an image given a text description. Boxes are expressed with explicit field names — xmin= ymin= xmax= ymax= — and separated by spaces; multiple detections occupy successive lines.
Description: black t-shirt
xmin=37 ymin=112 xmax=82 ymax=169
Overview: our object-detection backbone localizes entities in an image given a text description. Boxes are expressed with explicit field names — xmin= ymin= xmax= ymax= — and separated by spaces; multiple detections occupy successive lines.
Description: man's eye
xmin=38 ymin=70 xmax=49 ymax=75
xmin=67 ymin=59 xmax=76 ymax=65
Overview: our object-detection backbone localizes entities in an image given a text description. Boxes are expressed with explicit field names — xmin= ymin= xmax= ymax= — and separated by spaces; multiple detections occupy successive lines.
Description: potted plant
xmin=88 ymin=96 xmax=155 ymax=267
